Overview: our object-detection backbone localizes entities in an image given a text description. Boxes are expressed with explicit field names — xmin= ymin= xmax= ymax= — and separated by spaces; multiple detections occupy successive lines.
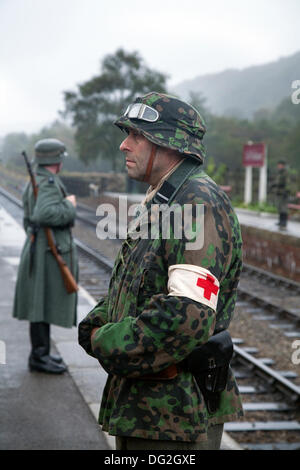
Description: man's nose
xmin=120 ymin=136 xmax=130 ymax=152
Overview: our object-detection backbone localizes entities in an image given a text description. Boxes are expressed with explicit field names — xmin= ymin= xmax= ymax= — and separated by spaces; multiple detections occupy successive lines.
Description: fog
xmin=1 ymin=0 xmax=299 ymax=135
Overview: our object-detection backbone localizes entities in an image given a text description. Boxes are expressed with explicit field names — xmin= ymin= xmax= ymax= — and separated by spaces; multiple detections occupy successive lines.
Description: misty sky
xmin=0 ymin=0 xmax=299 ymax=136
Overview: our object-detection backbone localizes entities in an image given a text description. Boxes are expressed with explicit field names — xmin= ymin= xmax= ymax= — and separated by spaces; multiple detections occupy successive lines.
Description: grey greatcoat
xmin=13 ymin=166 xmax=78 ymax=327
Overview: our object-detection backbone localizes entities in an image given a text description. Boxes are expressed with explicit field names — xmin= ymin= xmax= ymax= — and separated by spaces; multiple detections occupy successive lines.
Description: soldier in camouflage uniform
xmin=270 ymin=160 xmax=290 ymax=230
xmin=78 ymin=93 xmax=243 ymax=450
xmin=13 ymin=138 xmax=78 ymax=374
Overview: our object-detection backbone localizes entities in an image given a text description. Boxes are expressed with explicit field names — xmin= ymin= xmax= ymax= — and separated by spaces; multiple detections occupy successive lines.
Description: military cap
xmin=115 ymin=92 xmax=206 ymax=163
xmin=34 ymin=138 xmax=67 ymax=165
xmin=277 ymin=159 xmax=286 ymax=165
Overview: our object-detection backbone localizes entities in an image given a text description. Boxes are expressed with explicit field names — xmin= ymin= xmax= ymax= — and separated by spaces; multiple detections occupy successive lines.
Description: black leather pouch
xmin=184 ymin=330 xmax=234 ymax=413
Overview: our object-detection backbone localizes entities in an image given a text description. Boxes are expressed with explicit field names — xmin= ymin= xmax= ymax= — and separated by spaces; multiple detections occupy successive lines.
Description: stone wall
xmin=241 ymin=225 xmax=300 ymax=281
xmin=60 ymin=172 xmax=126 ymax=197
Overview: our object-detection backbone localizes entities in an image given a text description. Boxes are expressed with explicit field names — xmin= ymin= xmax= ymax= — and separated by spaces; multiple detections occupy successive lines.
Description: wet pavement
xmin=0 ymin=205 xmax=110 ymax=450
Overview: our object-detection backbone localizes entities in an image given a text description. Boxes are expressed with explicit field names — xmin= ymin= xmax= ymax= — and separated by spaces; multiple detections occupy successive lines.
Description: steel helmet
xmin=114 ymin=92 xmax=206 ymax=163
xmin=34 ymin=138 xmax=67 ymax=165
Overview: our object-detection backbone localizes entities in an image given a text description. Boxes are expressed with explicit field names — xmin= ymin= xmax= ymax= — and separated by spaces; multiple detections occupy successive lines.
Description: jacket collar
xmin=36 ymin=165 xmax=57 ymax=177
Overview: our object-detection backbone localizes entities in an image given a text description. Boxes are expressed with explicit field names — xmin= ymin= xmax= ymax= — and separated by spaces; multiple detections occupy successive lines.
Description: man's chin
xmin=126 ymin=169 xmax=144 ymax=182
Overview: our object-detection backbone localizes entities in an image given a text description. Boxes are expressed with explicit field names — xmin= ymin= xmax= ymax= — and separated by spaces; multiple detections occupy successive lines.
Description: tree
xmin=205 ymin=156 xmax=227 ymax=185
xmin=62 ymin=49 xmax=168 ymax=171
xmin=188 ymin=91 xmax=212 ymax=128
xmin=188 ymin=91 xmax=210 ymax=117
xmin=27 ymin=120 xmax=76 ymax=156
xmin=282 ymin=122 xmax=300 ymax=170
xmin=1 ymin=132 xmax=29 ymax=167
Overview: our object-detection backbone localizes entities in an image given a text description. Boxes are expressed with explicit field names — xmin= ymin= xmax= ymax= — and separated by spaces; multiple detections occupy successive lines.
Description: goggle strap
xmin=138 ymin=104 xmax=146 ymax=119
xmin=143 ymin=144 xmax=157 ymax=182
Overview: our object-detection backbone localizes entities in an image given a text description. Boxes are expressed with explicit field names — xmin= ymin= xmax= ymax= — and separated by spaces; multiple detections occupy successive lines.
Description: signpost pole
xmin=243 ymin=141 xmax=266 ymax=206
xmin=244 ymin=166 xmax=253 ymax=205
xmin=258 ymin=146 xmax=268 ymax=204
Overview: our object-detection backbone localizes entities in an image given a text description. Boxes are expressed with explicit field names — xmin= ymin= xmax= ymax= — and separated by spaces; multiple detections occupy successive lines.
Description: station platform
xmin=235 ymin=208 xmax=300 ymax=281
xmin=0 ymin=202 xmax=242 ymax=450
xmin=235 ymin=208 xmax=300 ymax=239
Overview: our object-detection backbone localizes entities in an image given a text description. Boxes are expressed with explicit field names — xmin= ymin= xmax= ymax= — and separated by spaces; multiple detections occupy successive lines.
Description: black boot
xmin=279 ymin=213 xmax=288 ymax=230
xmin=276 ymin=212 xmax=283 ymax=226
xmin=30 ymin=322 xmax=63 ymax=362
xmin=29 ymin=322 xmax=67 ymax=374
xmin=50 ymin=354 xmax=63 ymax=364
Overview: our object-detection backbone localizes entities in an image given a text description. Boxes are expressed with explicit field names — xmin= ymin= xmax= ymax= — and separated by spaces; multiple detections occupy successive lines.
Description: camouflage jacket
xmin=78 ymin=167 xmax=243 ymax=442
xmin=273 ymin=168 xmax=290 ymax=196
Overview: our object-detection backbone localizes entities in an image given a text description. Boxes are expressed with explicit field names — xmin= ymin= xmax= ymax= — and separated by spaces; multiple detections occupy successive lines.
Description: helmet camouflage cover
xmin=34 ymin=138 xmax=67 ymax=165
xmin=114 ymin=92 xmax=206 ymax=163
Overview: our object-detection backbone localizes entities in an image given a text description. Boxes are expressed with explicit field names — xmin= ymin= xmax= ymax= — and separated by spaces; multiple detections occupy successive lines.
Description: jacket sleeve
xmin=31 ymin=178 xmax=76 ymax=227
xmin=78 ymin=297 xmax=109 ymax=357
xmin=90 ymin=296 xmax=216 ymax=378
xmin=79 ymin=199 xmax=235 ymax=379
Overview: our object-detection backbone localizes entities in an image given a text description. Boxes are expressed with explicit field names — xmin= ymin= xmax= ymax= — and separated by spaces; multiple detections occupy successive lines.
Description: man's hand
xmin=65 ymin=195 xmax=77 ymax=207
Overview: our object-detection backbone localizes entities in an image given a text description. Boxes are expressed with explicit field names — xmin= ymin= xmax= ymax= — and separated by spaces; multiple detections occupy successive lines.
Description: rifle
xmin=22 ymin=151 xmax=78 ymax=294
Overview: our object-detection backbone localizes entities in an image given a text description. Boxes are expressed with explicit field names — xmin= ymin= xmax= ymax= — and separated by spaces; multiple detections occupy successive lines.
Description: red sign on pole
xmin=243 ymin=143 xmax=266 ymax=167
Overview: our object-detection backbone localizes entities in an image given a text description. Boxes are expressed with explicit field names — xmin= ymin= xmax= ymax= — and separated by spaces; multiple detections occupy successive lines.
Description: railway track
xmin=226 ymin=337 xmax=300 ymax=450
xmin=1 ymin=185 xmax=300 ymax=450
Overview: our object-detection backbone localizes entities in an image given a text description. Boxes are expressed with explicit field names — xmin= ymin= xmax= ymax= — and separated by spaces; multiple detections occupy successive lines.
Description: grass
xmin=233 ymin=201 xmax=277 ymax=213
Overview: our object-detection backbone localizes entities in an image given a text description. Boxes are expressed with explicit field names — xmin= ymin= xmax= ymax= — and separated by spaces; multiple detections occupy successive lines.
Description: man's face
xmin=57 ymin=162 xmax=63 ymax=173
xmin=119 ymin=130 xmax=153 ymax=181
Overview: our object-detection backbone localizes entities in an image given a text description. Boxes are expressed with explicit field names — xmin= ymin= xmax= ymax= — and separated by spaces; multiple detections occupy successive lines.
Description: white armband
xmin=168 ymin=264 xmax=220 ymax=311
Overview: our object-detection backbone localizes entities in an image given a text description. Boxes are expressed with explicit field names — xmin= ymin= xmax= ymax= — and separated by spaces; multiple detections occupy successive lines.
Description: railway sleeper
xmin=242 ymin=402 xmax=295 ymax=411
xmin=224 ymin=421 xmax=300 ymax=432
xmin=244 ymin=443 xmax=300 ymax=450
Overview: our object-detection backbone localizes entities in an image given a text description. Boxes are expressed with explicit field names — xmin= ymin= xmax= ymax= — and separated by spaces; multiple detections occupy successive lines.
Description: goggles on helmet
xmin=124 ymin=103 xmax=159 ymax=122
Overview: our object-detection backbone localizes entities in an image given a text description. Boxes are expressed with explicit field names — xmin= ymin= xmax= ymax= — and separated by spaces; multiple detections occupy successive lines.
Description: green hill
xmin=173 ymin=51 xmax=300 ymax=119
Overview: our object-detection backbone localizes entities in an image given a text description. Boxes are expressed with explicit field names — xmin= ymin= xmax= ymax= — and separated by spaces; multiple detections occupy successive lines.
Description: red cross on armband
xmin=196 ymin=274 xmax=219 ymax=300
xmin=167 ymin=264 xmax=220 ymax=310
